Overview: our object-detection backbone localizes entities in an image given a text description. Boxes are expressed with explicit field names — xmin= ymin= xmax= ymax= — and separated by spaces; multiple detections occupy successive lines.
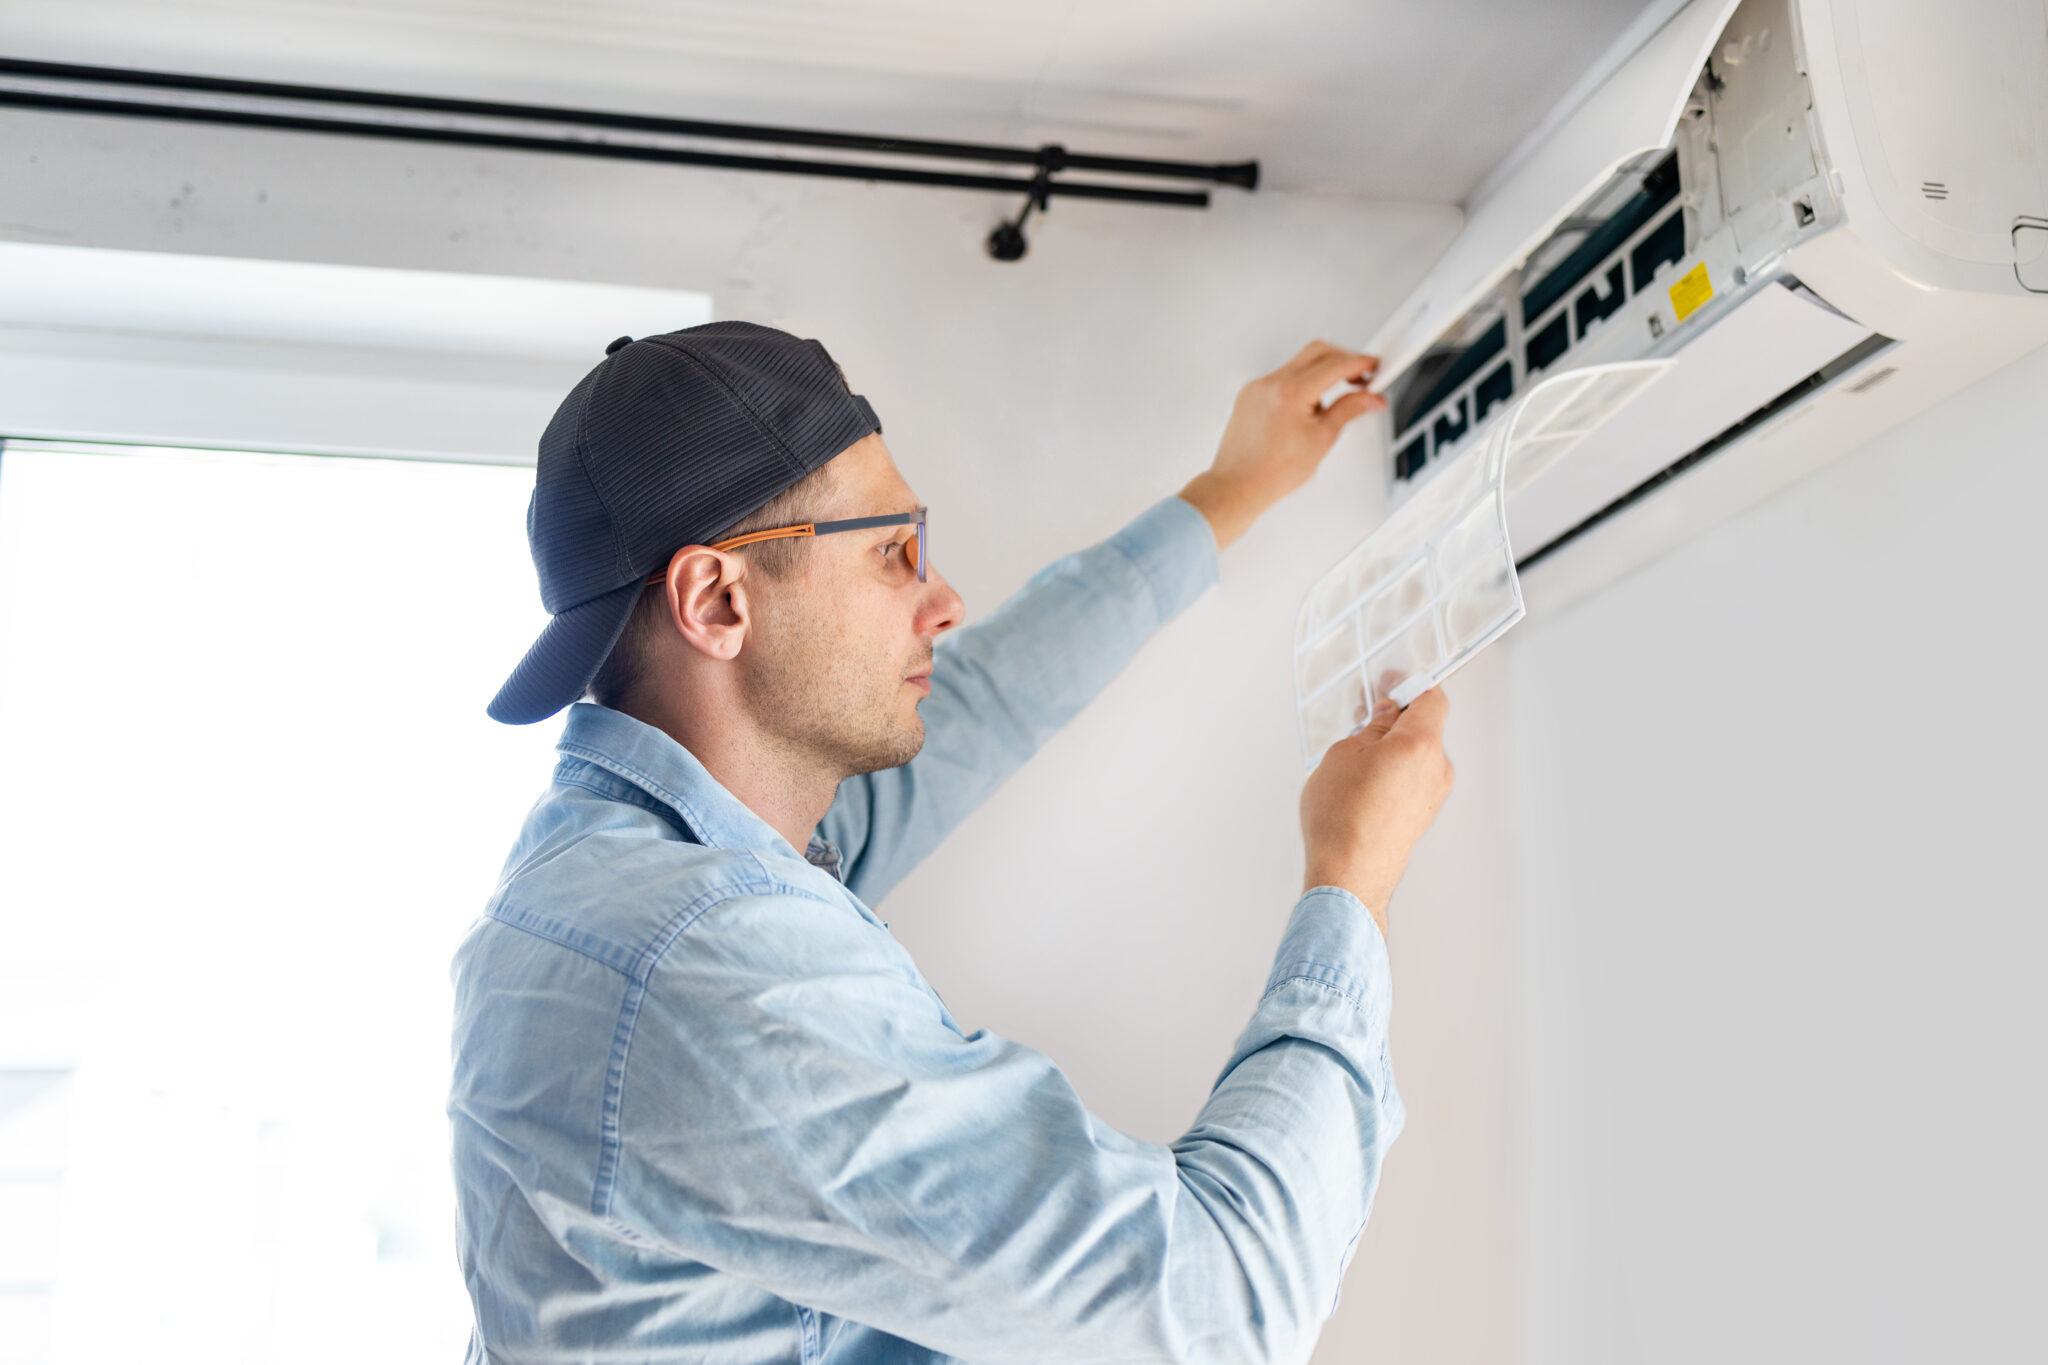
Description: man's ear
xmin=661 ymin=547 xmax=750 ymax=661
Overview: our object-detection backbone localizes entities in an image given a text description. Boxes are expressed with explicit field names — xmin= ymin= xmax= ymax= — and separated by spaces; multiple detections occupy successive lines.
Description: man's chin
xmin=886 ymin=714 xmax=926 ymax=769
xmin=843 ymin=716 xmax=924 ymax=777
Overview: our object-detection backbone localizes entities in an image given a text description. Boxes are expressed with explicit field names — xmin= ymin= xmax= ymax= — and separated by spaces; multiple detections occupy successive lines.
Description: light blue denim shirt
xmin=451 ymin=496 xmax=1404 ymax=1365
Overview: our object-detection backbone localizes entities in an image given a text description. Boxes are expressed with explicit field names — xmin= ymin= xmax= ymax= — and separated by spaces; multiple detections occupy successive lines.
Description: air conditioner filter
xmin=1293 ymin=360 xmax=1671 ymax=768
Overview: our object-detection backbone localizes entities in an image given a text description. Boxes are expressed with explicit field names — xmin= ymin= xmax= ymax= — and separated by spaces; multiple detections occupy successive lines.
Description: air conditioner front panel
xmin=1827 ymin=0 xmax=2048 ymax=273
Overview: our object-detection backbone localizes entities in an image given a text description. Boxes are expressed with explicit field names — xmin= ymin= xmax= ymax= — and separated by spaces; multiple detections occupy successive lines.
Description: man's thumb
xmin=1357 ymin=694 xmax=1402 ymax=741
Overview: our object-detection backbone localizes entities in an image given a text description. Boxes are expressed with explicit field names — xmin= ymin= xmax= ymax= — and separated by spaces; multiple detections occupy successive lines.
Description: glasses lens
xmin=910 ymin=519 xmax=926 ymax=581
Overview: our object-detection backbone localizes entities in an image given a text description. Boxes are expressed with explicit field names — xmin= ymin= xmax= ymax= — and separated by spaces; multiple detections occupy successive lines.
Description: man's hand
xmin=1179 ymin=341 xmax=1385 ymax=551
xmin=1300 ymin=688 xmax=1454 ymax=939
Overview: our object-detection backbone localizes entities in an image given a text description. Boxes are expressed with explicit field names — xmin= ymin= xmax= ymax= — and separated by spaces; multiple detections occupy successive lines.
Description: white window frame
xmin=0 ymin=241 xmax=711 ymax=463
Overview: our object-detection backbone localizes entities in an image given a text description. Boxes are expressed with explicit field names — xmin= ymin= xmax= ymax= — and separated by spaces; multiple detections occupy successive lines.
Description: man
xmin=454 ymin=322 xmax=1453 ymax=1364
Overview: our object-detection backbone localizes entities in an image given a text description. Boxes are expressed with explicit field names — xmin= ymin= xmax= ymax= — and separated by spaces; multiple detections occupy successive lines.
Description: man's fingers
xmin=1387 ymin=686 xmax=1449 ymax=742
xmin=1283 ymin=341 xmax=1378 ymax=389
xmin=1285 ymin=339 xmax=1344 ymax=374
xmin=1297 ymin=347 xmax=1381 ymax=396
xmin=1357 ymin=702 xmax=1402 ymax=742
xmin=1320 ymin=388 xmax=1387 ymax=426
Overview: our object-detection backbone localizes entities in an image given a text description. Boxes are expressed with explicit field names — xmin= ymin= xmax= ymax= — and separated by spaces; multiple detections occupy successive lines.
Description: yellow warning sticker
xmin=1669 ymin=262 xmax=1713 ymax=322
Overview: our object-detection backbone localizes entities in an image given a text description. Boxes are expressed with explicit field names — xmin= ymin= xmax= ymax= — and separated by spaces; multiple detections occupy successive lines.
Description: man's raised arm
xmin=822 ymin=342 xmax=1384 ymax=904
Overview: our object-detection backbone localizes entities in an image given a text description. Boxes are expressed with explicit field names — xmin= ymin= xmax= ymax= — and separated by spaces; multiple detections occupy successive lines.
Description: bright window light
xmin=0 ymin=439 xmax=561 ymax=1364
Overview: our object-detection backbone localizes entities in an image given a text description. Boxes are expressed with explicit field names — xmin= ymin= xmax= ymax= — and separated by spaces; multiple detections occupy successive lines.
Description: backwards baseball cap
xmin=487 ymin=321 xmax=881 ymax=725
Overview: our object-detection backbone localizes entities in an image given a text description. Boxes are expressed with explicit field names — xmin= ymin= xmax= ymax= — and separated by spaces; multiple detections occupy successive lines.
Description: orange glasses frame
xmin=646 ymin=507 xmax=927 ymax=585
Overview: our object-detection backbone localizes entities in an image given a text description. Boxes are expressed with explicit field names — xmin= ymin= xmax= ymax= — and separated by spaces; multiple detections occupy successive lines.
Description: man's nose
xmin=919 ymin=569 xmax=965 ymax=637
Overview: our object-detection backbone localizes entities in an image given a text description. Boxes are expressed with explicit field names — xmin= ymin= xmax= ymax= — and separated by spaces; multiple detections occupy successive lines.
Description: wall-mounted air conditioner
xmin=1366 ymin=0 xmax=2048 ymax=610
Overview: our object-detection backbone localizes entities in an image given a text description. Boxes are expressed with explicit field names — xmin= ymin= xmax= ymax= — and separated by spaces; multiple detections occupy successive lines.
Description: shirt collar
xmin=555 ymin=702 xmax=803 ymax=860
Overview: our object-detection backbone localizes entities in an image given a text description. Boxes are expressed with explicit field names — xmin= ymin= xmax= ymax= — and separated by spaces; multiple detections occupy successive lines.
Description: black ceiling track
xmin=0 ymin=57 xmax=1259 ymax=260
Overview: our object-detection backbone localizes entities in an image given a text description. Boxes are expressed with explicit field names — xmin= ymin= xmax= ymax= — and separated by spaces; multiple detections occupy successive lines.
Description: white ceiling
xmin=4 ymin=0 xmax=1655 ymax=201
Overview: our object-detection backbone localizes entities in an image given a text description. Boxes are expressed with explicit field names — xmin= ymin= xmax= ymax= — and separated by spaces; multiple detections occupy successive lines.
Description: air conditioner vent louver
xmin=1921 ymin=181 xmax=1949 ymax=200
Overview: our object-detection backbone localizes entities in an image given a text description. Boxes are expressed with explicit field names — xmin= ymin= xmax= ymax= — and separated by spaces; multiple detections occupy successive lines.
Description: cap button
xmin=605 ymin=336 xmax=633 ymax=356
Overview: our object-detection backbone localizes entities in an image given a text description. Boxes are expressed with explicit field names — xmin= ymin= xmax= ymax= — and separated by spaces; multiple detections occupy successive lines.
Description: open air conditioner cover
xmin=1368 ymin=0 xmax=1744 ymax=389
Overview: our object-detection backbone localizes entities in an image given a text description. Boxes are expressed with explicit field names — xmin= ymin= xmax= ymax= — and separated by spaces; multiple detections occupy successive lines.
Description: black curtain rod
xmin=0 ymin=88 xmax=1209 ymax=206
xmin=0 ymin=56 xmax=1259 ymax=203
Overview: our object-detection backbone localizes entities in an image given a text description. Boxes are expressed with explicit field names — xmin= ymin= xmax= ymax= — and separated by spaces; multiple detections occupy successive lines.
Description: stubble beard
xmin=746 ymin=619 xmax=925 ymax=780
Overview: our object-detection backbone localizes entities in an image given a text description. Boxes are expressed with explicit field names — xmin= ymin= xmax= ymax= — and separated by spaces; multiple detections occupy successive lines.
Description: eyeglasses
xmin=647 ymin=507 xmax=928 ymax=585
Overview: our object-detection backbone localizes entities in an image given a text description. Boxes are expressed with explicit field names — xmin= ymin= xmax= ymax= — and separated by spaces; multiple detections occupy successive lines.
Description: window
xmin=0 ymin=439 xmax=560 ymax=1363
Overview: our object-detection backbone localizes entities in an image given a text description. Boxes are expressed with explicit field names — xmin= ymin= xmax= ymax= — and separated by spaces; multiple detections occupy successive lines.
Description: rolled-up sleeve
xmin=608 ymin=879 xmax=1401 ymax=1365
xmin=822 ymin=496 xmax=1219 ymax=905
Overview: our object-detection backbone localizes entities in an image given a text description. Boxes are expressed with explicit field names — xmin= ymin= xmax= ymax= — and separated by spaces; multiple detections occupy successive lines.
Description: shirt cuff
xmin=1263 ymin=886 xmax=1395 ymax=1037
xmin=1106 ymin=496 xmax=1220 ymax=626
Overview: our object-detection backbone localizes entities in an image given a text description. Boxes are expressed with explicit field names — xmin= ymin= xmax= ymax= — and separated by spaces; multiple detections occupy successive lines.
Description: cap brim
xmin=487 ymin=578 xmax=646 ymax=725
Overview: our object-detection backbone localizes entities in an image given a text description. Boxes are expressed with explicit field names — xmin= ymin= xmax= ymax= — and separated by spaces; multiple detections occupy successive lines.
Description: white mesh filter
xmin=1293 ymin=361 xmax=1671 ymax=768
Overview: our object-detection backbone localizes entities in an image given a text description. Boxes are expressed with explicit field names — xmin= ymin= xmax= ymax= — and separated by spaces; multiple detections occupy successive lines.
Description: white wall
xmin=1508 ymin=338 xmax=2048 ymax=1364
xmin=0 ymin=105 xmax=1531 ymax=1363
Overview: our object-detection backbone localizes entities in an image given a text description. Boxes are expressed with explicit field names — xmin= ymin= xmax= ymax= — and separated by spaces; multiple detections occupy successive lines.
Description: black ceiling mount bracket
xmin=0 ymin=57 xmax=1259 ymax=257
xmin=987 ymin=147 xmax=1065 ymax=262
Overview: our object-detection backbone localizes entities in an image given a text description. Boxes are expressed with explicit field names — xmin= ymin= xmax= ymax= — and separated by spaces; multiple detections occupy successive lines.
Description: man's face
xmin=737 ymin=434 xmax=964 ymax=777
